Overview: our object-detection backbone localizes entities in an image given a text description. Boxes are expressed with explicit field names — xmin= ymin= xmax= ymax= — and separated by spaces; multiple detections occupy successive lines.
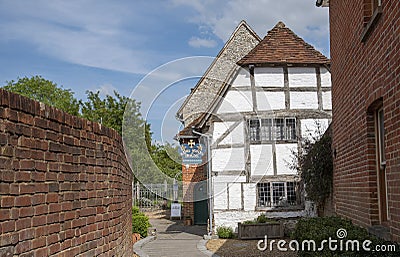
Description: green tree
xmin=81 ymin=90 xmax=130 ymax=134
xmin=151 ymin=143 xmax=182 ymax=180
xmin=2 ymin=75 xmax=80 ymax=115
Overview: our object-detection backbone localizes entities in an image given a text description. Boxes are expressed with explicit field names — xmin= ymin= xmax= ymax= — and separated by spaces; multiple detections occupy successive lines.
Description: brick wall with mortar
xmin=330 ymin=0 xmax=400 ymax=241
xmin=182 ymin=164 xmax=206 ymax=223
xmin=0 ymin=90 xmax=133 ymax=256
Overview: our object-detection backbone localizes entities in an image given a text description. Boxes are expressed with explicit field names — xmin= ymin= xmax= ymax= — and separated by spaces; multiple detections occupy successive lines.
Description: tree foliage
xmin=3 ymin=76 xmax=80 ymax=115
xmin=81 ymin=90 xmax=130 ymax=134
xmin=151 ymin=143 xmax=182 ymax=180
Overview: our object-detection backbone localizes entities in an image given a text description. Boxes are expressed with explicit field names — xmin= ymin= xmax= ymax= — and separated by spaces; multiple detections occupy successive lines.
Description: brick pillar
xmin=182 ymin=164 xmax=206 ymax=224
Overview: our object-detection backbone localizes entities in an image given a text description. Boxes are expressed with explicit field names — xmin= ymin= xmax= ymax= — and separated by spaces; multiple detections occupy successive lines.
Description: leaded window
xmin=257 ymin=182 xmax=299 ymax=208
xmin=249 ymin=118 xmax=296 ymax=143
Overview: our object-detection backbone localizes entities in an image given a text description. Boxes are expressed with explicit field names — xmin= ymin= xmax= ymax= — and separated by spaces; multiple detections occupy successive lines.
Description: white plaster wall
xmin=213 ymin=122 xmax=244 ymax=145
xmin=288 ymin=67 xmax=316 ymax=87
xmin=250 ymin=145 xmax=274 ymax=176
xmin=231 ymin=68 xmax=251 ymax=87
xmin=290 ymin=92 xmax=318 ymax=109
xmin=228 ymin=183 xmax=242 ymax=210
xmin=320 ymin=68 xmax=331 ymax=87
xmin=254 ymin=67 xmax=284 ymax=87
xmin=322 ymin=91 xmax=332 ymax=110
xmin=214 ymin=175 xmax=246 ymax=183
xmin=211 ymin=148 xmax=245 ymax=172
xmin=243 ymin=183 xmax=257 ymax=211
xmin=257 ymin=91 xmax=286 ymax=110
xmin=212 ymin=122 xmax=233 ymax=144
xmin=214 ymin=182 xmax=228 ymax=210
xmin=220 ymin=122 xmax=244 ymax=145
xmin=217 ymin=90 xmax=253 ymax=113
xmin=301 ymin=119 xmax=329 ymax=141
xmin=275 ymin=144 xmax=297 ymax=175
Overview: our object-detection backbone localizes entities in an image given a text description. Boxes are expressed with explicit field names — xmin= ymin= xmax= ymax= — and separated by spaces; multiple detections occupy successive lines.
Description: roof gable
xmin=237 ymin=21 xmax=329 ymax=66
xmin=176 ymin=20 xmax=261 ymax=125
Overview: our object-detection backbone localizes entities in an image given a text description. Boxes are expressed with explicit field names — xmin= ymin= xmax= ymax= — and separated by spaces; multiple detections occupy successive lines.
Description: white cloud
xmin=170 ymin=0 xmax=330 ymax=56
xmin=188 ymin=37 xmax=217 ymax=48
xmin=94 ymin=84 xmax=118 ymax=98
xmin=0 ymin=0 xmax=160 ymax=74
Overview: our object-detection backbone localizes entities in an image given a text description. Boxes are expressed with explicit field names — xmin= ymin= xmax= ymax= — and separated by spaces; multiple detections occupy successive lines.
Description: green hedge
xmin=291 ymin=216 xmax=399 ymax=257
xmin=132 ymin=207 xmax=150 ymax=238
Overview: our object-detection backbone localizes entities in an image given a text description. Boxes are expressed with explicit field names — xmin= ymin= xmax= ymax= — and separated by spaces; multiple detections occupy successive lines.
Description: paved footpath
xmin=139 ymin=218 xmax=210 ymax=257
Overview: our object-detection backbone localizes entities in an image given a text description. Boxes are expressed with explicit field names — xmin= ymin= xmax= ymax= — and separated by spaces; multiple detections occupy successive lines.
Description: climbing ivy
xmin=292 ymin=124 xmax=333 ymax=213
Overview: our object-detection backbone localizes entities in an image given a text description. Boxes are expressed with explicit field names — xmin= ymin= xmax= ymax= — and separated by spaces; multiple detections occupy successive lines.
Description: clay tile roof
xmin=237 ymin=21 xmax=330 ymax=66
xmin=176 ymin=113 xmax=207 ymax=138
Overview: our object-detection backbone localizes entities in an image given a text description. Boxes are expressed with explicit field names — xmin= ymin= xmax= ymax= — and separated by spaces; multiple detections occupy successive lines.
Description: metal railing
xmin=132 ymin=181 xmax=182 ymax=210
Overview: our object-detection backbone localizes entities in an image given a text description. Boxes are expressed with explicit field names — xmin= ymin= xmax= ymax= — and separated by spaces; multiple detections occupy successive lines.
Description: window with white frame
xmin=257 ymin=182 xmax=299 ymax=207
xmin=249 ymin=118 xmax=296 ymax=143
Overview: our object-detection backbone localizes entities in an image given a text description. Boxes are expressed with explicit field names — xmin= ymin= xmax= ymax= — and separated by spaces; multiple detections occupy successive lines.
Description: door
xmin=194 ymin=181 xmax=208 ymax=225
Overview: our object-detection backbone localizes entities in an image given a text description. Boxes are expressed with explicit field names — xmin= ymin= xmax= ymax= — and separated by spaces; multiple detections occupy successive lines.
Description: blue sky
xmin=0 ymin=0 xmax=329 ymax=143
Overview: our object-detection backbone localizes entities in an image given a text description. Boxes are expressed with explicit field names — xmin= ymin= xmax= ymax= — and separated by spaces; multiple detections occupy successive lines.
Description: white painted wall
xmin=214 ymin=182 xmax=228 ymax=210
xmin=288 ymin=67 xmax=316 ymax=87
xmin=275 ymin=144 xmax=297 ymax=175
xmin=214 ymin=175 xmax=246 ymax=183
xmin=250 ymin=145 xmax=274 ymax=176
xmin=256 ymin=91 xmax=286 ymax=110
xmin=228 ymin=183 xmax=242 ymax=209
xmin=254 ymin=67 xmax=284 ymax=87
xmin=243 ymin=183 xmax=257 ymax=211
xmin=301 ymin=119 xmax=329 ymax=141
xmin=322 ymin=91 xmax=332 ymax=110
xmin=211 ymin=148 xmax=245 ymax=171
xmin=320 ymin=68 xmax=331 ymax=87
xmin=290 ymin=92 xmax=319 ymax=109
xmin=212 ymin=121 xmax=244 ymax=146
xmin=212 ymin=122 xmax=233 ymax=144
xmin=220 ymin=122 xmax=244 ymax=145
xmin=217 ymin=90 xmax=253 ymax=113
xmin=231 ymin=68 xmax=251 ymax=87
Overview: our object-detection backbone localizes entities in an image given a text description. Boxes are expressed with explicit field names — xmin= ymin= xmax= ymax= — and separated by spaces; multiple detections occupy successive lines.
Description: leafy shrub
xmin=256 ymin=214 xmax=275 ymax=223
xmin=132 ymin=206 xmax=140 ymax=215
xmin=217 ymin=226 xmax=234 ymax=239
xmin=292 ymin=216 xmax=399 ymax=257
xmin=132 ymin=207 xmax=150 ymax=238
xmin=242 ymin=220 xmax=257 ymax=225
xmin=291 ymin=124 xmax=333 ymax=214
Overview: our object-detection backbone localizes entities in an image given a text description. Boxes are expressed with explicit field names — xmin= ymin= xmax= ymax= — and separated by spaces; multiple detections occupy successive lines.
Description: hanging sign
xmin=179 ymin=139 xmax=206 ymax=164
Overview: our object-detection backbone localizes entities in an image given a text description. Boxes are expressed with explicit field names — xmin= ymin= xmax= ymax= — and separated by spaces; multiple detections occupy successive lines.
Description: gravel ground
xmin=207 ymin=239 xmax=298 ymax=257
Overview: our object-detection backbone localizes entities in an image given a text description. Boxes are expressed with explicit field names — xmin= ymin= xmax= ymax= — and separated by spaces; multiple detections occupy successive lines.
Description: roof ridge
xmin=237 ymin=22 xmax=329 ymax=65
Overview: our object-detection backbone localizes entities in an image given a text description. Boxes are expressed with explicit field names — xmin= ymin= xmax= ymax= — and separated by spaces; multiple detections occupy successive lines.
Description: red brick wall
xmin=330 ymin=0 xmax=400 ymax=241
xmin=182 ymin=164 xmax=206 ymax=222
xmin=0 ymin=90 xmax=133 ymax=256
